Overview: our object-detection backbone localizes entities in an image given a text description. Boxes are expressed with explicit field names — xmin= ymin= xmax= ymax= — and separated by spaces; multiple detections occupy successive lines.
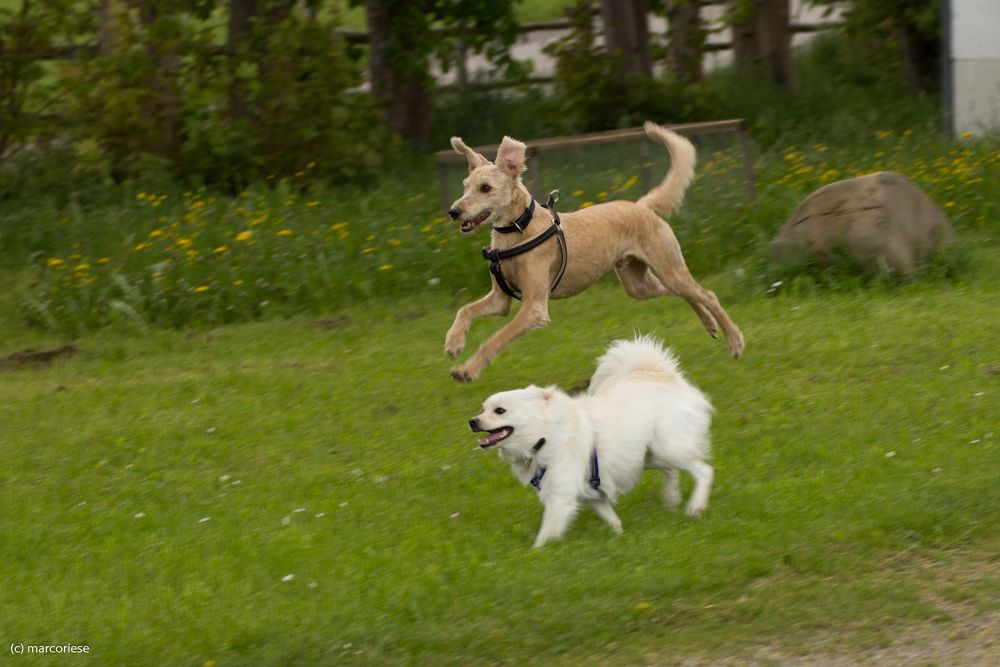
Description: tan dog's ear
xmin=451 ymin=136 xmax=489 ymax=172
xmin=496 ymin=136 xmax=527 ymax=176
xmin=542 ymin=385 xmax=557 ymax=401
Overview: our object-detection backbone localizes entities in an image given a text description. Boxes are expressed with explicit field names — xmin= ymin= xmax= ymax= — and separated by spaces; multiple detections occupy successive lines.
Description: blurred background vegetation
xmin=0 ymin=0 xmax=944 ymax=190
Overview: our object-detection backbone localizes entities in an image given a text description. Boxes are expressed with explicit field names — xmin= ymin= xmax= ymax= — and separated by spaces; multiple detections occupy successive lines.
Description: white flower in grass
xmin=293 ymin=508 xmax=305 ymax=513
xmin=281 ymin=516 xmax=291 ymax=526
xmin=884 ymin=451 xmax=896 ymax=458
xmin=281 ymin=574 xmax=295 ymax=582
xmin=198 ymin=516 xmax=211 ymax=523
xmin=134 ymin=512 xmax=146 ymax=519
xmin=339 ymin=502 xmax=348 ymax=508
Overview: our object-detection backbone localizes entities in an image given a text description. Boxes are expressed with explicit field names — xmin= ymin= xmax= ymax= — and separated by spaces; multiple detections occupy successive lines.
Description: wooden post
xmin=638 ymin=139 xmax=651 ymax=193
xmin=527 ymin=147 xmax=542 ymax=194
xmin=437 ymin=161 xmax=452 ymax=212
xmin=738 ymin=124 xmax=756 ymax=202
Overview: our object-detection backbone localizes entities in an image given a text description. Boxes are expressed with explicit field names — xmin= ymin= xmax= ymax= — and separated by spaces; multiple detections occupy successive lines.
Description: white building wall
xmin=951 ymin=0 xmax=1000 ymax=135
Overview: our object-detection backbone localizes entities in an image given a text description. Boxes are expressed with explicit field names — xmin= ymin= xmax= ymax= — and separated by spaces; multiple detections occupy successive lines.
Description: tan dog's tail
xmin=636 ymin=122 xmax=696 ymax=216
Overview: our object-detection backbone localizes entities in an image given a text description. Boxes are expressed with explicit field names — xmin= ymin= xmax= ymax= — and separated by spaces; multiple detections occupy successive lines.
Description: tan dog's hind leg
xmin=638 ymin=235 xmax=745 ymax=358
xmin=445 ymin=287 xmax=512 ymax=358
xmin=615 ymin=257 xmax=719 ymax=339
xmin=451 ymin=291 xmax=550 ymax=382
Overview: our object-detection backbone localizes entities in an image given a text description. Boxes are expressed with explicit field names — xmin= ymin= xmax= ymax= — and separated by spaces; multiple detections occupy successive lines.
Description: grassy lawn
xmin=2 ymin=239 xmax=998 ymax=663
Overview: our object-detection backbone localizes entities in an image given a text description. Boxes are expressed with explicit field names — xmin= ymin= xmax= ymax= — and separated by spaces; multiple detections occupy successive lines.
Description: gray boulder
xmin=773 ymin=171 xmax=956 ymax=274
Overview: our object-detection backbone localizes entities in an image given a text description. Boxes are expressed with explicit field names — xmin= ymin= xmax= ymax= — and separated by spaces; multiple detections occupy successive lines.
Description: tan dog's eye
xmin=480 ymin=184 xmax=492 ymax=193
xmin=494 ymin=407 xmax=506 ymax=415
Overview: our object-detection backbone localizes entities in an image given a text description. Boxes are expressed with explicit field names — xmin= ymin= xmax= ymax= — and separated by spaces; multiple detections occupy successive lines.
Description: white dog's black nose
xmin=448 ymin=208 xmax=462 ymax=220
xmin=468 ymin=417 xmax=480 ymax=431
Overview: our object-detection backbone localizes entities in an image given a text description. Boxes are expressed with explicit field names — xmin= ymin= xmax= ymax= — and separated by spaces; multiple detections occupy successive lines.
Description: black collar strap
xmin=493 ymin=199 xmax=534 ymax=234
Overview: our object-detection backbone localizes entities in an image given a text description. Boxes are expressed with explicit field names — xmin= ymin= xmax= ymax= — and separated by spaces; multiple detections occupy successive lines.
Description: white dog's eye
xmin=494 ymin=407 xmax=506 ymax=415
xmin=480 ymin=184 xmax=492 ymax=193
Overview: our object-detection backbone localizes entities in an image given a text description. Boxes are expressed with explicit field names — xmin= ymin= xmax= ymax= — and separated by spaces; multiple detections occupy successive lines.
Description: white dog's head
xmin=468 ymin=385 xmax=559 ymax=455
xmin=447 ymin=135 xmax=530 ymax=234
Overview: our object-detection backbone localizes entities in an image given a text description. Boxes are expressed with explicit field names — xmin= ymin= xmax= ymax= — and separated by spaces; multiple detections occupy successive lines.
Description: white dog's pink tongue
xmin=478 ymin=430 xmax=506 ymax=447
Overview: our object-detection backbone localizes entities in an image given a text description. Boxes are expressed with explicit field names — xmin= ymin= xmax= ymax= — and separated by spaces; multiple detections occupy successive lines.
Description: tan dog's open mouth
xmin=460 ymin=210 xmax=491 ymax=233
xmin=475 ymin=426 xmax=513 ymax=449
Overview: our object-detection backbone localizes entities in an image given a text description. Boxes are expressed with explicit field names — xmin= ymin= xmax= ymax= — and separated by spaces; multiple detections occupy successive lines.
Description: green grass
xmin=2 ymin=241 xmax=999 ymax=663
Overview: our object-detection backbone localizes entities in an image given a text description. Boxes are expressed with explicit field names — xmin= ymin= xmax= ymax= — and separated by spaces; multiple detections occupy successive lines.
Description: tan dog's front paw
xmin=729 ymin=331 xmax=745 ymax=359
xmin=444 ymin=332 xmax=465 ymax=358
xmin=450 ymin=364 xmax=478 ymax=383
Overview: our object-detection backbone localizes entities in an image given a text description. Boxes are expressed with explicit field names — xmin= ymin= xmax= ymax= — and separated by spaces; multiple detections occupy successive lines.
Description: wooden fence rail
xmin=433 ymin=118 xmax=755 ymax=212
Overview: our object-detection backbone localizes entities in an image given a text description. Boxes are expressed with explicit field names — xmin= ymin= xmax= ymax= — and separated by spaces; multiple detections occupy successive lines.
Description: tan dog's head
xmin=448 ymin=136 xmax=530 ymax=233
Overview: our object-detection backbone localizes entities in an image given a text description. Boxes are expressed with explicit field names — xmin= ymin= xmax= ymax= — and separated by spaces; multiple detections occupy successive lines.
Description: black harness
xmin=482 ymin=191 xmax=568 ymax=301
xmin=528 ymin=438 xmax=601 ymax=493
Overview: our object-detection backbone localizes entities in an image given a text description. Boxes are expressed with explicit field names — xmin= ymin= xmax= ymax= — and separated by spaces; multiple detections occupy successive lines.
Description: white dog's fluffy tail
xmin=589 ymin=335 xmax=682 ymax=392
xmin=636 ymin=122 xmax=696 ymax=216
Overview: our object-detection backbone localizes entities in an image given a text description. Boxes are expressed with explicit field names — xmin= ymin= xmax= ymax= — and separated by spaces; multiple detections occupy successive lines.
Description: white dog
xmin=469 ymin=335 xmax=714 ymax=548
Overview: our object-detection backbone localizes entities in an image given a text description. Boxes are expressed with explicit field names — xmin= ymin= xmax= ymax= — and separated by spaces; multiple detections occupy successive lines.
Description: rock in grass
xmin=772 ymin=171 xmax=956 ymax=275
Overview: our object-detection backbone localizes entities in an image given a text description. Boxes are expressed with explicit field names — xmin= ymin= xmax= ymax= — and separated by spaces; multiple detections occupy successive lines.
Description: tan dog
xmin=445 ymin=122 xmax=744 ymax=382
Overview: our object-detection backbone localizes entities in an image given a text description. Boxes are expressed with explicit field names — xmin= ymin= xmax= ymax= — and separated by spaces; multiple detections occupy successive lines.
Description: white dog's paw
xmin=685 ymin=504 xmax=706 ymax=518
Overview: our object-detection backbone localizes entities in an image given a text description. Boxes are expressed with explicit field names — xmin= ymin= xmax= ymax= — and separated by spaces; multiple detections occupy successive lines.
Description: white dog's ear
xmin=451 ymin=136 xmax=489 ymax=172
xmin=496 ymin=136 xmax=527 ymax=177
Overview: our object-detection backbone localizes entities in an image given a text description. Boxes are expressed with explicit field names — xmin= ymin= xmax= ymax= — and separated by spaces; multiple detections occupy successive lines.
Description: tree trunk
xmin=729 ymin=0 xmax=761 ymax=70
xmin=665 ymin=0 xmax=703 ymax=83
xmin=227 ymin=0 xmax=258 ymax=124
xmin=728 ymin=0 xmax=795 ymax=91
xmin=756 ymin=0 xmax=795 ymax=90
xmin=898 ymin=18 xmax=938 ymax=95
xmin=364 ymin=0 xmax=431 ymax=146
xmin=136 ymin=3 xmax=184 ymax=162
xmin=600 ymin=0 xmax=651 ymax=77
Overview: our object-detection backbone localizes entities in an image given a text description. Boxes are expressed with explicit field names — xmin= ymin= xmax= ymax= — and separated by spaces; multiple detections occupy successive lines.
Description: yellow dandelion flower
xmin=635 ymin=601 xmax=651 ymax=612
xmin=597 ymin=191 xmax=608 ymax=200
xmin=331 ymin=222 xmax=348 ymax=230
xmin=580 ymin=201 xmax=594 ymax=208
xmin=572 ymin=189 xmax=584 ymax=197
xmin=74 ymin=263 xmax=90 ymax=271
xmin=176 ymin=238 xmax=193 ymax=249
xmin=97 ymin=257 xmax=111 ymax=264
xmin=618 ymin=175 xmax=638 ymax=191
xmin=421 ymin=225 xmax=432 ymax=233
xmin=213 ymin=245 xmax=228 ymax=254
xmin=277 ymin=229 xmax=294 ymax=237
xmin=960 ymin=131 xmax=974 ymax=139
xmin=134 ymin=242 xmax=152 ymax=251
xmin=431 ymin=216 xmax=448 ymax=224
xmin=388 ymin=238 xmax=401 ymax=246
xmin=195 ymin=285 xmax=210 ymax=293
xmin=149 ymin=229 xmax=165 ymax=238
xmin=361 ymin=247 xmax=375 ymax=254
xmin=306 ymin=161 xmax=316 ymax=169
xmin=306 ymin=201 xmax=321 ymax=207
xmin=378 ymin=263 xmax=393 ymax=271
xmin=46 ymin=257 xmax=65 ymax=268
xmin=233 ymin=279 xmax=243 ymax=286
xmin=235 ymin=231 xmax=253 ymax=242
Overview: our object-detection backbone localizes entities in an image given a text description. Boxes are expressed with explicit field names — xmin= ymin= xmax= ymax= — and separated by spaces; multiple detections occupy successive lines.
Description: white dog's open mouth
xmin=476 ymin=426 xmax=513 ymax=449
xmin=460 ymin=210 xmax=491 ymax=233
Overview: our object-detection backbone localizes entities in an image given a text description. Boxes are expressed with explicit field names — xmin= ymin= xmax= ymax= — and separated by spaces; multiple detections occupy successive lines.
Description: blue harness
xmin=528 ymin=438 xmax=601 ymax=492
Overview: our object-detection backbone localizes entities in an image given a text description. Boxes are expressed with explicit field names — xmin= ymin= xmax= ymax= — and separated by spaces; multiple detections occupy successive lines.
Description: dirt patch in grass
xmin=0 ymin=344 xmax=78 ymax=371
xmin=677 ymin=551 xmax=1000 ymax=666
